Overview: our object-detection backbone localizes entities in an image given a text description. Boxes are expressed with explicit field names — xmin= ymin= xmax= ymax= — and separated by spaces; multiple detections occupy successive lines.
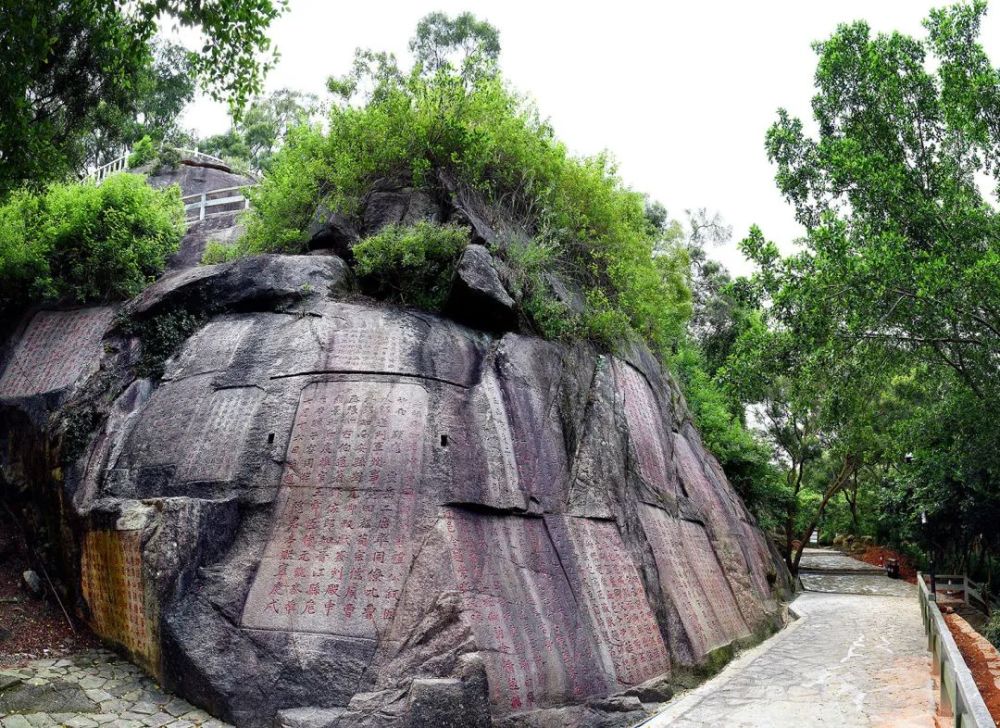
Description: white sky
xmin=176 ymin=1 xmax=1000 ymax=276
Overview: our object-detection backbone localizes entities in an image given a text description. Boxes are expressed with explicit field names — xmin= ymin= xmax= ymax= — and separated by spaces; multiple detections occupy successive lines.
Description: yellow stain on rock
xmin=81 ymin=530 xmax=159 ymax=677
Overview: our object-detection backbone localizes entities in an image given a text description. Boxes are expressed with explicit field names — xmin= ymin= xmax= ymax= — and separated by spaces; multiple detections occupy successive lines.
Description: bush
xmin=201 ymin=240 xmax=240 ymax=265
xmin=238 ymin=67 xmax=691 ymax=352
xmin=983 ymin=611 xmax=1000 ymax=651
xmin=128 ymin=135 xmax=157 ymax=169
xmin=353 ymin=222 xmax=468 ymax=310
xmin=0 ymin=174 xmax=185 ymax=318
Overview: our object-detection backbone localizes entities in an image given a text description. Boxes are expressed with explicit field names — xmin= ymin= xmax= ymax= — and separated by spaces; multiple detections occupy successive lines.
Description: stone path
xmin=0 ymin=650 xmax=231 ymax=728
xmin=645 ymin=550 xmax=936 ymax=727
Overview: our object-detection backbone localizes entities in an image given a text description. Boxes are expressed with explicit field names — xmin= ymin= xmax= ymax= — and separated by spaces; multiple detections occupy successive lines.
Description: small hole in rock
xmin=440 ymin=434 xmax=449 ymax=447
xmin=268 ymin=433 xmax=275 ymax=444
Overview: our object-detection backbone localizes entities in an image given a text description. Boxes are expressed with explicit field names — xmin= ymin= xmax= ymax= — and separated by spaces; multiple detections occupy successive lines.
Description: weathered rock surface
xmin=0 ymin=253 xmax=791 ymax=727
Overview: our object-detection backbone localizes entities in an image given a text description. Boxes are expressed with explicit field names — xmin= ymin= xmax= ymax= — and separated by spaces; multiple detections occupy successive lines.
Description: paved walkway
xmin=0 ymin=649 xmax=231 ymax=728
xmin=646 ymin=550 xmax=937 ymax=728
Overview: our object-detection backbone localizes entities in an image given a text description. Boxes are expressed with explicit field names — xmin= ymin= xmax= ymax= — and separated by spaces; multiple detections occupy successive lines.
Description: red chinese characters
xmin=242 ymin=381 xmax=427 ymax=638
xmin=615 ymin=362 xmax=674 ymax=497
xmin=0 ymin=308 xmax=113 ymax=398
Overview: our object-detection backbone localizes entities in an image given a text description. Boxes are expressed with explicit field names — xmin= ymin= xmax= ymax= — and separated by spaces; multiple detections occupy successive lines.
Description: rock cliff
xmin=0 ymin=170 xmax=791 ymax=727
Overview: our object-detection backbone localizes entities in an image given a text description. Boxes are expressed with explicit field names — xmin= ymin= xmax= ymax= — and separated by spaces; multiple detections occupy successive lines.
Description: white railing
xmin=929 ymin=574 xmax=994 ymax=615
xmin=918 ymin=573 xmax=994 ymax=727
xmin=87 ymin=146 xmax=228 ymax=184
xmin=181 ymin=186 xmax=250 ymax=222
xmin=172 ymin=147 xmax=227 ymax=167
xmin=90 ymin=155 xmax=129 ymax=184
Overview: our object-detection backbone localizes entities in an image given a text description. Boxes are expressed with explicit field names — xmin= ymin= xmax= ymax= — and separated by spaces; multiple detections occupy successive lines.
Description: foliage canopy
xmin=240 ymin=13 xmax=691 ymax=352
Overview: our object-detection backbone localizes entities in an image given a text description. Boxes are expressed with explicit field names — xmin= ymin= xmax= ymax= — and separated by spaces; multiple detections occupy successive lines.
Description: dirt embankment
xmin=943 ymin=612 xmax=1000 ymax=726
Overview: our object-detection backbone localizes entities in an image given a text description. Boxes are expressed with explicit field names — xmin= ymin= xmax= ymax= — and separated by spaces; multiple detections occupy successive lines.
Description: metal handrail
xmin=917 ymin=572 xmax=994 ymax=727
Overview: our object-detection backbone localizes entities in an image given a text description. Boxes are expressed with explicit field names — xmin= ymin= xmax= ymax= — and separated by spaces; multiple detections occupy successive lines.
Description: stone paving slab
xmin=0 ymin=651 xmax=231 ymax=728
xmin=644 ymin=591 xmax=936 ymax=727
xmin=799 ymin=548 xmax=884 ymax=574
xmin=800 ymin=572 xmax=916 ymax=598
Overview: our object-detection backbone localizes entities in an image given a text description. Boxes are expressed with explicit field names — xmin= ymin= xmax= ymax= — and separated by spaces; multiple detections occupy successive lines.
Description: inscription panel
xmin=546 ymin=517 xmax=670 ymax=686
xmin=470 ymin=371 xmax=522 ymax=507
xmin=242 ymin=487 xmax=421 ymax=636
xmin=166 ymin=318 xmax=252 ymax=379
xmin=639 ymin=505 xmax=748 ymax=659
xmin=0 ymin=308 xmax=113 ymax=398
xmin=674 ymin=433 xmax=735 ymax=526
xmin=242 ymin=380 xmax=428 ymax=638
xmin=443 ymin=509 xmax=605 ymax=712
xmin=178 ymin=387 xmax=264 ymax=481
xmin=81 ymin=530 xmax=157 ymax=666
xmin=280 ymin=380 xmax=427 ymax=490
xmin=616 ymin=363 xmax=673 ymax=496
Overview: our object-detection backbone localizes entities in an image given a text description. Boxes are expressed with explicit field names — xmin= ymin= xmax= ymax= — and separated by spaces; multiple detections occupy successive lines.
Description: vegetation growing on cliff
xmin=237 ymin=18 xmax=691 ymax=352
xmin=0 ymin=175 xmax=185 ymax=319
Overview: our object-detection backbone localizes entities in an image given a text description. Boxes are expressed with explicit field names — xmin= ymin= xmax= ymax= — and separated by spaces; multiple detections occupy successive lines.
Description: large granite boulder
xmin=0 ymin=254 xmax=791 ymax=727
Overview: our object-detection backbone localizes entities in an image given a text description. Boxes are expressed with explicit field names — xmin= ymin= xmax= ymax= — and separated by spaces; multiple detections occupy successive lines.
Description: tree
xmin=199 ymin=89 xmax=323 ymax=173
xmin=748 ymin=1 xmax=1000 ymax=575
xmin=410 ymin=11 xmax=501 ymax=84
xmin=82 ymin=41 xmax=197 ymax=169
xmin=765 ymin=1 xmax=1000 ymax=402
xmin=0 ymin=0 xmax=285 ymax=194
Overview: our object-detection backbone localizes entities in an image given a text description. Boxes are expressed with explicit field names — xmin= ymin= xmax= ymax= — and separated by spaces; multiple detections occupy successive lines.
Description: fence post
xmin=199 ymin=192 xmax=207 ymax=221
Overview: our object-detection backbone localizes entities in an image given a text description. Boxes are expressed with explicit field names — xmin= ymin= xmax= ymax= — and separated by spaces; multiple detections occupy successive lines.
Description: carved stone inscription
xmin=0 ymin=308 xmax=113 ymax=398
xmin=616 ymin=363 xmax=672 ymax=496
xmin=470 ymin=370 xmax=522 ymax=507
xmin=178 ymin=387 xmax=264 ymax=481
xmin=323 ymin=325 xmax=410 ymax=374
xmin=280 ymin=380 xmax=427 ymax=490
xmin=81 ymin=530 xmax=157 ymax=666
xmin=443 ymin=509 xmax=605 ymax=712
xmin=125 ymin=380 xmax=262 ymax=480
xmin=242 ymin=487 xmax=420 ymax=637
xmin=639 ymin=505 xmax=748 ymax=659
xmin=545 ymin=517 xmax=670 ymax=686
xmin=167 ymin=318 xmax=252 ymax=379
xmin=242 ymin=380 xmax=428 ymax=638
xmin=674 ymin=433 xmax=734 ymax=526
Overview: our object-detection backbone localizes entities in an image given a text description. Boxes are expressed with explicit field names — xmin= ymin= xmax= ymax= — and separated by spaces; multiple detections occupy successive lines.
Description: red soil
xmin=944 ymin=612 xmax=1000 ymax=726
xmin=855 ymin=544 xmax=918 ymax=584
xmin=0 ymin=508 xmax=98 ymax=667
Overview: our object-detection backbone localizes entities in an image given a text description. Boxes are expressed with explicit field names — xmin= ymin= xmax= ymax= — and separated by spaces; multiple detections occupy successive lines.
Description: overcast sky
xmin=177 ymin=1 xmax=1000 ymax=276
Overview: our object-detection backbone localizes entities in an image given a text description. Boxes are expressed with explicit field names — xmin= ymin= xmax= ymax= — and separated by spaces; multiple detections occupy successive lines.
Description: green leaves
xmin=240 ymin=21 xmax=693 ymax=354
xmin=0 ymin=175 xmax=184 ymax=318
xmin=353 ymin=222 xmax=469 ymax=310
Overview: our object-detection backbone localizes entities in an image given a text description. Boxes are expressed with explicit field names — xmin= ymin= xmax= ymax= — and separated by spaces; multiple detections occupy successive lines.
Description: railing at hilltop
xmin=182 ymin=186 xmax=250 ymax=222
xmin=87 ymin=147 xmax=228 ymax=185
xmin=918 ymin=572 xmax=994 ymax=727
xmin=929 ymin=574 xmax=994 ymax=616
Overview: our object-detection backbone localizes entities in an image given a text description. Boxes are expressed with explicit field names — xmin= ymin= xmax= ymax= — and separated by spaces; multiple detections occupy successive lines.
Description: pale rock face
xmin=0 ymin=254 xmax=790 ymax=728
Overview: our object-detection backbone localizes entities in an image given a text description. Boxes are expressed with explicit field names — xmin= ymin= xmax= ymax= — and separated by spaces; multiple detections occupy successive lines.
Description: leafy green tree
xmin=765 ymin=0 xmax=1000 ymax=402
xmin=0 ymin=0 xmax=285 ymax=194
xmin=199 ymin=89 xmax=323 ymax=173
xmin=747 ymin=1 xmax=1000 ymax=574
xmin=410 ymin=11 xmax=501 ymax=84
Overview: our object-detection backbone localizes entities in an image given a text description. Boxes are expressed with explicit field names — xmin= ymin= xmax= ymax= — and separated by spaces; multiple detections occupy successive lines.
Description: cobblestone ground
xmin=0 ymin=650 xmax=231 ymax=728
xmin=646 ymin=549 xmax=936 ymax=728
